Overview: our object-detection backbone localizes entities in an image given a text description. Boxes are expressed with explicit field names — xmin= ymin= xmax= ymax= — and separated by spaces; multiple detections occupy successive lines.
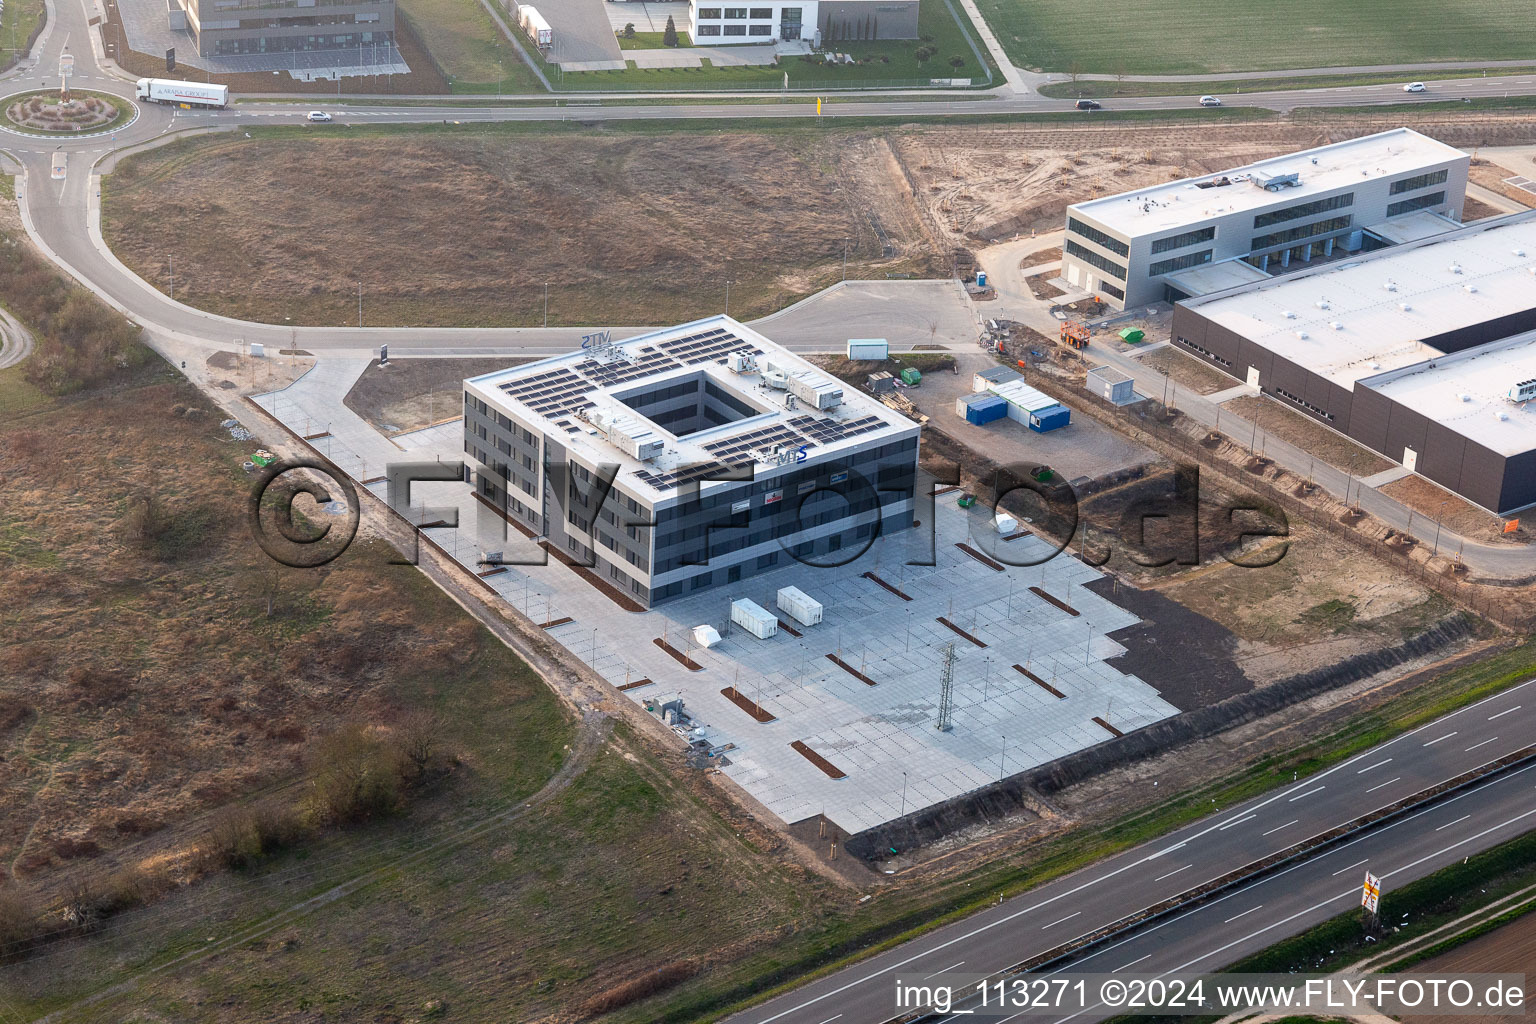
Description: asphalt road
xmin=727 ymin=679 xmax=1536 ymax=1024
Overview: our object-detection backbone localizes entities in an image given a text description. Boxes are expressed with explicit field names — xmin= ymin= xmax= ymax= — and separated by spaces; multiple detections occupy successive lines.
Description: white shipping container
xmin=776 ymin=586 xmax=823 ymax=626
xmin=731 ymin=598 xmax=778 ymax=639
xmin=847 ymin=339 xmax=889 ymax=361
xmin=994 ymin=512 xmax=1018 ymax=535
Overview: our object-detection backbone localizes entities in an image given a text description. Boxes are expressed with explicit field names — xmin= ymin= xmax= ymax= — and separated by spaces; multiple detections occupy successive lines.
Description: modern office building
xmin=687 ymin=0 xmax=918 ymax=44
xmin=1171 ymin=212 xmax=1536 ymax=513
xmin=171 ymin=0 xmax=396 ymax=58
xmin=1060 ymin=128 xmax=1470 ymax=311
xmin=463 ymin=316 xmax=921 ymax=607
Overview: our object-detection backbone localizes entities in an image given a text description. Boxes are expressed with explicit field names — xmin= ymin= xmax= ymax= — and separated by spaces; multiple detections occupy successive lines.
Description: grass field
xmin=616 ymin=30 xmax=694 ymax=50
xmin=0 ymin=0 xmax=44 ymax=74
xmin=396 ymin=0 xmax=545 ymax=92
xmin=975 ymin=0 xmax=1536 ymax=75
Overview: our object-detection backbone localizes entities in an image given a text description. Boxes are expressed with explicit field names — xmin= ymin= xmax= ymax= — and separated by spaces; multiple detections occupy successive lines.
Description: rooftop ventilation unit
xmin=1384 ymin=281 xmax=1398 ymax=292
xmin=1515 ymin=248 xmax=1527 ymax=257
xmin=1464 ymin=284 xmax=1478 ymax=293
xmin=1282 ymin=310 xmax=1298 ymax=319
xmin=1315 ymin=299 xmax=1331 ymax=310
xmin=1369 ymin=361 xmax=1382 ymax=370
xmin=1509 ymin=379 xmax=1536 ymax=403
xmin=1458 ymin=393 xmax=1472 ymax=403
xmin=1251 ymin=170 xmax=1301 ymax=192
xmin=1449 ymin=263 xmax=1463 ymax=274
xmin=582 ymin=408 xmax=664 ymax=461
xmin=1496 ymin=410 xmax=1510 ymax=422
xmin=787 ymin=370 xmax=844 ymax=410
xmin=1399 ymin=302 xmax=1413 ymax=312
xmin=1295 ymin=330 xmax=1309 ymax=340
xmin=1331 ymin=321 xmax=1345 ymax=331
xmin=727 ymin=351 xmax=757 ymax=374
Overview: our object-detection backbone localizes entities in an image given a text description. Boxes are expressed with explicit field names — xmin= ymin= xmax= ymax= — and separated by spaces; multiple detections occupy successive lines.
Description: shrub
xmin=662 ymin=15 xmax=678 ymax=47
xmin=204 ymin=801 xmax=311 ymax=869
xmin=623 ymin=22 xmax=636 ymax=37
xmin=308 ymin=724 xmax=405 ymax=823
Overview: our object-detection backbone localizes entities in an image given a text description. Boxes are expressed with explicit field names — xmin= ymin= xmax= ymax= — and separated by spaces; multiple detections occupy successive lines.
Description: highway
xmin=727 ymin=679 xmax=1536 ymax=1024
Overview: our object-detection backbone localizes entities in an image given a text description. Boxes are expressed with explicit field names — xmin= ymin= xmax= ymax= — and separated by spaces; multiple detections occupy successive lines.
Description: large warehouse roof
xmin=1183 ymin=213 xmax=1536 ymax=389
xmin=1364 ymin=331 xmax=1536 ymax=457
xmin=465 ymin=316 xmax=915 ymax=502
xmin=1071 ymin=128 xmax=1466 ymax=236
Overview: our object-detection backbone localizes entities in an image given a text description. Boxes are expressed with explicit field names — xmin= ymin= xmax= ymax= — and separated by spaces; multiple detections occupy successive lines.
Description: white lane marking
xmin=1261 ymin=819 xmax=1298 ymax=837
xmin=1042 ymin=911 xmax=1081 ymax=930
xmin=1224 ymin=904 xmax=1263 ymax=923
xmin=1435 ymin=814 xmax=1473 ymax=832
xmin=1114 ymin=954 xmax=1151 ymax=973
xmin=1288 ymin=785 xmax=1325 ymax=802
xmin=1489 ymin=705 xmax=1521 ymax=720
xmin=1218 ymin=813 xmax=1257 ymax=831
xmin=1424 ymin=732 xmax=1457 ymax=746
xmin=1332 ymin=858 xmax=1369 ymax=876
xmin=1466 ymin=737 xmax=1499 ymax=752
xmin=817 ymin=1016 xmax=843 ymax=1024
xmin=1357 ymin=758 xmax=1393 ymax=774
xmin=924 ymin=962 xmax=964 ymax=979
xmin=1154 ymin=864 xmax=1191 ymax=882
xmin=1366 ymin=776 xmax=1402 ymax=794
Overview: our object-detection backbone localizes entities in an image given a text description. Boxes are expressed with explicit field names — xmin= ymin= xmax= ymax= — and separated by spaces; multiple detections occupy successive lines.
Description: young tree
xmin=1068 ymin=58 xmax=1083 ymax=83
xmin=914 ymin=44 xmax=936 ymax=64
xmin=949 ymin=54 xmax=965 ymax=69
xmin=663 ymin=15 xmax=679 ymax=47
xmin=623 ymin=22 xmax=636 ymax=37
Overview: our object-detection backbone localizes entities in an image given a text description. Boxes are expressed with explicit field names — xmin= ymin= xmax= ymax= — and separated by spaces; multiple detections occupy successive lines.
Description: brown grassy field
xmin=102 ymin=130 xmax=939 ymax=329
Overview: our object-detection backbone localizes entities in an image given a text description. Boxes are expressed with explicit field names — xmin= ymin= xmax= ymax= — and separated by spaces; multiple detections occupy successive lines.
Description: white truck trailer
xmin=519 ymin=6 xmax=553 ymax=48
xmin=135 ymin=78 xmax=230 ymax=109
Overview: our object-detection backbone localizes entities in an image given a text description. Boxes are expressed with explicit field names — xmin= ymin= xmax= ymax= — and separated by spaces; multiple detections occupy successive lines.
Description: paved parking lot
xmin=535 ymin=0 xmax=626 ymax=65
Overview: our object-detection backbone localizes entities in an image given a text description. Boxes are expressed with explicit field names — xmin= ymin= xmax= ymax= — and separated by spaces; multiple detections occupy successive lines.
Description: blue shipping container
xmin=966 ymin=395 xmax=1008 ymax=425
xmin=1028 ymin=404 xmax=1071 ymax=432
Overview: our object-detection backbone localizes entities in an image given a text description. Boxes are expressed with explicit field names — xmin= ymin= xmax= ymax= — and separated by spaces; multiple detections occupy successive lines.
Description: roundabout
xmin=1 ymin=89 xmax=139 ymax=139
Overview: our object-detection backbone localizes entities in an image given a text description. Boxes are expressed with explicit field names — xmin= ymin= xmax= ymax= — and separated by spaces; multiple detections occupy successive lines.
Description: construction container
xmin=990 ymin=380 xmax=1060 ymax=424
xmin=963 ymin=394 xmax=1008 ymax=425
xmin=995 ymin=512 xmax=1018 ymax=535
xmin=973 ymin=365 xmax=1022 ymax=393
xmin=730 ymin=598 xmax=778 ymax=640
xmin=776 ymin=586 xmax=823 ymax=627
xmin=1028 ymin=404 xmax=1071 ymax=432
xmin=692 ymin=624 xmax=722 ymax=648
xmin=900 ymin=367 xmax=923 ymax=386
xmin=868 ymin=371 xmax=896 ymax=394
xmin=957 ymin=493 xmax=976 ymax=508
xmin=847 ymin=338 xmax=889 ymax=361
xmin=1087 ymin=365 xmax=1136 ymax=405
xmin=1118 ymin=328 xmax=1146 ymax=344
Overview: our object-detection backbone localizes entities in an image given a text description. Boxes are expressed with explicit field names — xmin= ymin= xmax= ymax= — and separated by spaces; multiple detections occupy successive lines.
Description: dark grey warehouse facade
xmin=1171 ymin=213 xmax=1536 ymax=515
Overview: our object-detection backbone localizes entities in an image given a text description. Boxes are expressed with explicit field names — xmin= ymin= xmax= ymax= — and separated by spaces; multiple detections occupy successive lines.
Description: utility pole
xmin=168 ymin=254 xmax=174 ymax=300
xmin=543 ymin=281 xmax=549 ymax=327
xmin=357 ymin=282 xmax=363 ymax=328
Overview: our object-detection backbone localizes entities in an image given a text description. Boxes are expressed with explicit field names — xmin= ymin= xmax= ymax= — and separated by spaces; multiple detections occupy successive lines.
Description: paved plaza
xmin=253 ymin=358 xmax=1177 ymax=836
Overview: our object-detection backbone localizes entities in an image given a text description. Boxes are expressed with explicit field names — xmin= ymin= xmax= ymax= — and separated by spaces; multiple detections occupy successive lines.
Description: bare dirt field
xmin=344 ymin=356 xmax=524 ymax=434
xmin=1019 ymin=245 xmax=1061 ymax=269
xmin=1412 ymin=909 xmax=1536 ymax=1023
xmin=1460 ymin=193 xmax=1506 ymax=220
xmin=1226 ymin=394 xmax=1395 ymax=477
xmin=1469 ymin=162 xmax=1536 ymax=209
xmin=1380 ymin=473 xmax=1528 ymax=545
xmin=103 ymin=131 xmax=940 ymax=329
xmin=102 ymin=115 xmax=1536 ymax=331
xmin=1137 ymin=345 xmax=1233 ymax=395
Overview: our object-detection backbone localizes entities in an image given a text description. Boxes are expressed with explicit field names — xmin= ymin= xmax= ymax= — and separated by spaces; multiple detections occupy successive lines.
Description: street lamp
xmin=1433 ymin=501 xmax=1447 ymax=556
xmin=900 ymin=771 xmax=908 ymax=817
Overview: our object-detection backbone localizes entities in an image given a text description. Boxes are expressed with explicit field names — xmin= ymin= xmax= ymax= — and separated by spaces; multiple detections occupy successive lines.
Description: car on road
xmin=1075 ymin=99 xmax=1102 ymax=110
xmin=1198 ymin=95 xmax=1222 ymax=107
xmin=306 ymin=110 xmax=333 ymax=123
xmin=1404 ymin=81 xmax=1427 ymax=93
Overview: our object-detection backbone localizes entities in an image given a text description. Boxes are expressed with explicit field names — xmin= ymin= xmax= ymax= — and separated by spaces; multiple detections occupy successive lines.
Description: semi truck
xmin=134 ymin=78 xmax=229 ymax=109
xmin=519 ymin=6 xmax=553 ymax=47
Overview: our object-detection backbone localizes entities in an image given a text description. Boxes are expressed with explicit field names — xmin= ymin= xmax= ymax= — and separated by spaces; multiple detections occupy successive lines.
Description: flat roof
xmin=1364 ymin=330 xmax=1536 ymax=458
xmin=1164 ymin=257 xmax=1271 ymax=296
xmin=465 ymin=315 xmax=917 ymax=502
xmin=1183 ymin=212 xmax=1536 ymax=389
xmin=1365 ymin=208 xmax=1463 ymax=245
xmin=1070 ymin=128 xmax=1466 ymax=237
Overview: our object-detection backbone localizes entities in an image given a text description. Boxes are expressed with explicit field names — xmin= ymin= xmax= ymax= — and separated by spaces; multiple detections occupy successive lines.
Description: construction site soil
xmin=1412 ymin=910 xmax=1536 ymax=1023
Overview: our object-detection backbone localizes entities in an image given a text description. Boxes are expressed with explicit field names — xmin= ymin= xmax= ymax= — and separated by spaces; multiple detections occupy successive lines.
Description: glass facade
xmin=1250 ymin=216 xmax=1352 ymax=252
xmin=1252 ymin=192 xmax=1354 ymax=229
xmin=1150 ymin=225 xmax=1215 ymax=254
xmin=1386 ymin=191 xmax=1447 ymax=217
xmin=1064 ymin=239 xmax=1127 ymax=280
xmin=1148 ymin=248 xmax=1213 ymax=277
xmin=1389 ymin=168 xmax=1449 ymax=195
xmin=1066 ymin=217 xmax=1129 ymax=257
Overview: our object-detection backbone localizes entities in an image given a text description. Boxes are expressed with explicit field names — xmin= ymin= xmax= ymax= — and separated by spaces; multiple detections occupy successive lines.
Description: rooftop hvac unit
xmin=1296 ymin=331 xmax=1309 ymax=340
xmin=727 ymin=351 xmax=756 ymax=373
xmin=1399 ymin=303 xmax=1413 ymax=312
xmin=1315 ymin=299 xmax=1330 ymax=310
xmin=1331 ymin=321 xmax=1345 ymax=331
xmin=761 ymin=369 xmax=789 ymax=390
xmin=787 ymin=371 xmax=843 ymax=410
xmin=1282 ymin=310 xmax=1297 ymax=319
xmin=1515 ymin=248 xmax=1527 ymax=257
xmin=1251 ymin=170 xmax=1300 ymax=191
xmin=1383 ymin=280 xmax=1397 ymax=292
xmin=1449 ymin=263 xmax=1463 ymax=274
xmin=1508 ymin=379 xmax=1536 ymax=403
xmin=1464 ymin=284 xmax=1478 ymax=293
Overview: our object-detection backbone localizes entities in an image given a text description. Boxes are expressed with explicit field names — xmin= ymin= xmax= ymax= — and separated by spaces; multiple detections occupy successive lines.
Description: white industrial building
xmin=687 ymin=0 xmax=919 ymax=44
xmin=1060 ymin=128 xmax=1471 ymax=311
xmin=462 ymin=316 xmax=919 ymax=608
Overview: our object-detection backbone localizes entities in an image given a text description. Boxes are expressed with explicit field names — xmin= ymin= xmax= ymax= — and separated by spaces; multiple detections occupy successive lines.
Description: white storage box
xmin=776 ymin=586 xmax=823 ymax=626
xmin=730 ymin=598 xmax=778 ymax=639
